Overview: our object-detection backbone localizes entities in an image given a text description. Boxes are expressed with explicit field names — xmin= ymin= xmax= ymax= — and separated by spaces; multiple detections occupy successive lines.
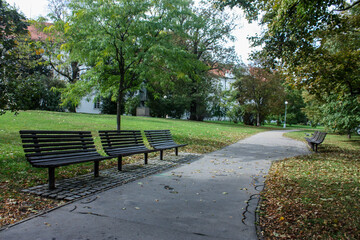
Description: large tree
xmin=32 ymin=0 xmax=82 ymax=112
xmin=145 ymin=2 xmax=238 ymax=121
xmin=63 ymin=0 xmax=191 ymax=129
xmin=232 ymin=65 xmax=285 ymax=126
xmin=181 ymin=3 xmax=237 ymax=121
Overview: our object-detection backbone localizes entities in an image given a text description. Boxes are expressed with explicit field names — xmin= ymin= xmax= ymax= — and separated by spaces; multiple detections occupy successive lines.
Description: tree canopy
xmin=232 ymin=65 xmax=285 ymax=126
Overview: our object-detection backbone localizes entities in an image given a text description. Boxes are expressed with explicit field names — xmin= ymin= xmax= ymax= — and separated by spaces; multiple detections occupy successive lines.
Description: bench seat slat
xmin=24 ymin=145 xmax=96 ymax=153
xmin=22 ymin=142 xmax=94 ymax=148
xmin=20 ymin=130 xmax=91 ymax=134
xmin=25 ymin=149 xmax=98 ymax=158
xmin=21 ymin=138 xmax=94 ymax=143
xmin=100 ymin=138 xmax=144 ymax=144
xmin=30 ymin=153 xmax=107 ymax=164
xmin=27 ymin=150 xmax=101 ymax=160
xmin=31 ymin=155 xmax=112 ymax=168
xmin=20 ymin=134 xmax=93 ymax=139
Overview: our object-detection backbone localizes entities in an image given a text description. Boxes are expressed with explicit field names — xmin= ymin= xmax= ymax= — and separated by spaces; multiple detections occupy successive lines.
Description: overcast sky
xmin=6 ymin=0 xmax=262 ymax=64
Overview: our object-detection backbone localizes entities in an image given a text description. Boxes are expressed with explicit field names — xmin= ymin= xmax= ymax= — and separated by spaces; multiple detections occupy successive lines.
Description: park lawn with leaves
xmin=0 ymin=110 xmax=265 ymax=227
xmin=260 ymin=130 xmax=360 ymax=239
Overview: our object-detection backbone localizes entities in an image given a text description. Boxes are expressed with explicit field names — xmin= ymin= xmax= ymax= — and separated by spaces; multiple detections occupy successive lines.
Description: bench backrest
xmin=99 ymin=130 xmax=148 ymax=155
xmin=309 ymin=131 xmax=320 ymax=141
xmin=144 ymin=130 xmax=176 ymax=148
xmin=19 ymin=130 xmax=99 ymax=167
xmin=316 ymin=132 xmax=327 ymax=144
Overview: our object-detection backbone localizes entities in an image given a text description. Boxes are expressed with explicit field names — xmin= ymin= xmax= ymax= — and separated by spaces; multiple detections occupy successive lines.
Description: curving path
xmin=0 ymin=130 xmax=310 ymax=240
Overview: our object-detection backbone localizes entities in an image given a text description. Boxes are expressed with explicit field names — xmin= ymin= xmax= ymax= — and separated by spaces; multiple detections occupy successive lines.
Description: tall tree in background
xmin=33 ymin=0 xmax=81 ymax=112
xmin=0 ymin=0 xmax=28 ymax=114
xmin=232 ymin=65 xmax=284 ymax=126
xmin=182 ymin=3 xmax=237 ymax=121
xmin=145 ymin=2 xmax=238 ymax=121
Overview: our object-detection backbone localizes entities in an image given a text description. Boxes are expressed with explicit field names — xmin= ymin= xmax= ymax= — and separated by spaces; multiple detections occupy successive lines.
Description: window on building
xmin=94 ymin=100 xmax=101 ymax=109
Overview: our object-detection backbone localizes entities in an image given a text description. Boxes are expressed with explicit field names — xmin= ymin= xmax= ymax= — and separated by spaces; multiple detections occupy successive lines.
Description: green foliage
xmin=124 ymin=94 xmax=139 ymax=116
xmin=0 ymin=1 xmax=29 ymax=114
xmin=220 ymin=0 xmax=360 ymax=98
xmin=147 ymin=93 xmax=189 ymax=119
xmin=100 ymin=95 xmax=118 ymax=115
xmin=144 ymin=2 xmax=238 ymax=121
xmin=226 ymin=104 xmax=242 ymax=123
xmin=63 ymin=0 xmax=195 ymax=129
xmin=302 ymin=91 xmax=324 ymax=127
xmin=232 ymin=65 xmax=285 ymax=126
xmin=16 ymin=74 xmax=65 ymax=111
xmin=321 ymin=94 xmax=360 ymax=138
xmin=285 ymin=88 xmax=307 ymax=124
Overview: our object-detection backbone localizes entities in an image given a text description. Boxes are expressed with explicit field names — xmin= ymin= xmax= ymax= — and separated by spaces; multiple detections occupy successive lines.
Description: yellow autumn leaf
xmin=57 ymin=54 xmax=64 ymax=60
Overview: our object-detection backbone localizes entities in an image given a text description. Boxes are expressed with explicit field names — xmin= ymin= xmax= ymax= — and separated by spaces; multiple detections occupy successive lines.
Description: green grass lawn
xmin=0 ymin=110 xmax=265 ymax=227
xmin=260 ymin=131 xmax=360 ymax=239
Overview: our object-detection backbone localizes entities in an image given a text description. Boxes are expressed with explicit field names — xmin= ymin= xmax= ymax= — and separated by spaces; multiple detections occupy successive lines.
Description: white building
xmin=76 ymin=93 xmax=101 ymax=114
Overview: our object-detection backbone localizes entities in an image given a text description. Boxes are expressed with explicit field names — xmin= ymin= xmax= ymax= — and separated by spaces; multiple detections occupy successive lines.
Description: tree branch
xmin=336 ymin=0 xmax=360 ymax=11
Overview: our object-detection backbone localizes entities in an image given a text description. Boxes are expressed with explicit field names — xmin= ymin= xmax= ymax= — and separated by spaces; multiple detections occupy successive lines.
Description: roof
xmin=27 ymin=23 xmax=51 ymax=41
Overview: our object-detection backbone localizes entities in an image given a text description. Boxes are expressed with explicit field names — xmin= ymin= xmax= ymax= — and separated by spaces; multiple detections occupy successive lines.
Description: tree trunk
xmin=117 ymin=100 xmax=121 ymax=131
xmin=348 ymin=131 xmax=352 ymax=139
xmin=189 ymin=99 xmax=197 ymax=120
xmin=257 ymin=112 xmax=260 ymax=126
xmin=117 ymin=89 xmax=124 ymax=131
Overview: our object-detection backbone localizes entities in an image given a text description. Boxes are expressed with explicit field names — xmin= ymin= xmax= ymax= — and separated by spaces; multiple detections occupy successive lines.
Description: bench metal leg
xmin=118 ymin=156 xmax=122 ymax=171
xmin=145 ymin=153 xmax=148 ymax=164
xmin=160 ymin=150 xmax=163 ymax=160
xmin=48 ymin=167 xmax=55 ymax=190
xmin=175 ymin=147 xmax=178 ymax=156
xmin=315 ymin=144 xmax=318 ymax=152
xmin=94 ymin=161 xmax=99 ymax=177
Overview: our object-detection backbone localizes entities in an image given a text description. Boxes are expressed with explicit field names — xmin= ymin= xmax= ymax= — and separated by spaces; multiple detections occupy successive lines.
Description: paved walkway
xmin=0 ymin=130 xmax=310 ymax=240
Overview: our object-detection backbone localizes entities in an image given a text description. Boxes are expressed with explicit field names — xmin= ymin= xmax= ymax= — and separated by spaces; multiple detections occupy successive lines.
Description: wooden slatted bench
xmin=305 ymin=131 xmax=327 ymax=152
xmin=99 ymin=130 xmax=158 ymax=171
xmin=19 ymin=130 xmax=113 ymax=189
xmin=144 ymin=130 xmax=187 ymax=160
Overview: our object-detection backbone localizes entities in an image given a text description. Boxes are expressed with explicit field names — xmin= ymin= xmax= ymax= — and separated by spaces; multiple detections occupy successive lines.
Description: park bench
xmin=19 ymin=130 xmax=113 ymax=190
xmin=99 ymin=130 xmax=158 ymax=171
xmin=144 ymin=130 xmax=187 ymax=160
xmin=305 ymin=131 xmax=327 ymax=152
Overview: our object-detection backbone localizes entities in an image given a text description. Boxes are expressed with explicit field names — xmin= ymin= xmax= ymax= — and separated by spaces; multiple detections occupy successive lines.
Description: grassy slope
xmin=0 ymin=110 xmax=264 ymax=227
xmin=260 ymin=130 xmax=360 ymax=239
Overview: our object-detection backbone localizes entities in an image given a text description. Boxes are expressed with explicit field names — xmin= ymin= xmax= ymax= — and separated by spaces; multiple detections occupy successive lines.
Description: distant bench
xmin=99 ymin=130 xmax=158 ymax=170
xmin=305 ymin=131 xmax=327 ymax=152
xmin=19 ymin=130 xmax=113 ymax=189
xmin=145 ymin=130 xmax=187 ymax=160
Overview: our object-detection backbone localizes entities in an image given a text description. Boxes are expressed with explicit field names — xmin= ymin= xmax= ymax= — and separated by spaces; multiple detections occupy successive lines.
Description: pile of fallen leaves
xmin=0 ymin=182 xmax=63 ymax=227
xmin=259 ymin=144 xmax=360 ymax=239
